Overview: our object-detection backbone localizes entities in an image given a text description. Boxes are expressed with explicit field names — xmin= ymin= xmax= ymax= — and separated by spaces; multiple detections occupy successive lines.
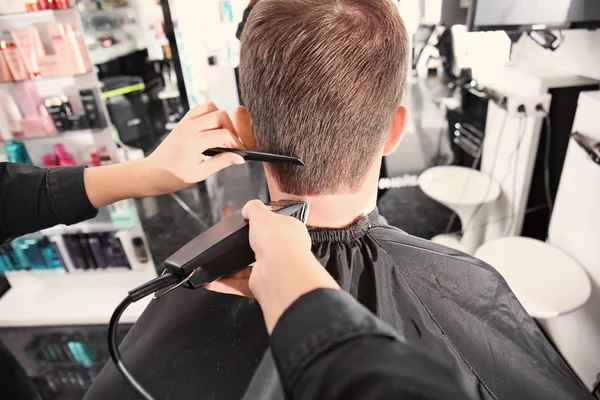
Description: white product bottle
xmin=0 ymin=90 xmax=24 ymax=137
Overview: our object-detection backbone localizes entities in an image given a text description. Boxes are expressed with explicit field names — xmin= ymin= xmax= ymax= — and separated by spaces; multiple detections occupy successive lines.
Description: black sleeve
xmin=0 ymin=162 xmax=98 ymax=243
xmin=270 ymin=289 xmax=470 ymax=400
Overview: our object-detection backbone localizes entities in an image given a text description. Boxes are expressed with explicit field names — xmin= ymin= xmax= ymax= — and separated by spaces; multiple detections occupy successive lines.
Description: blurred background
xmin=0 ymin=0 xmax=599 ymax=398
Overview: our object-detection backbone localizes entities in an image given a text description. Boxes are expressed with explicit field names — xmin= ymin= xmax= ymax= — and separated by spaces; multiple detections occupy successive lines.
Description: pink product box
xmin=38 ymin=55 xmax=63 ymax=77
xmin=11 ymin=28 xmax=45 ymax=78
xmin=46 ymin=23 xmax=89 ymax=76
xmin=15 ymin=116 xmax=57 ymax=138
xmin=0 ymin=52 xmax=12 ymax=81
xmin=12 ymin=81 xmax=42 ymax=118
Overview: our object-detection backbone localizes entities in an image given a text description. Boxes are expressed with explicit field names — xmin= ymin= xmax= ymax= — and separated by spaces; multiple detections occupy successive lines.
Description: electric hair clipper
xmin=161 ymin=200 xmax=310 ymax=291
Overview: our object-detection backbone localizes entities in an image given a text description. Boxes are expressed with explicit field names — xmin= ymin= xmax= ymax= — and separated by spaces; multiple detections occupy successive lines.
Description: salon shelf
xmin=0 ymin=71 xmax=95 ymax=85
xmin=0 ymin=128 xmax=103 ymax=143
xmin=89 ymin=40 xmax=137 ymax=65
xmin=158 ymin=88 xmax=180 ymax=100
xmin=40 ymin=221 xmax=120 ymax=237
xmin=0 ymin=269 xmax=155 ymax=327
xmin=0 ymin=8 xmax=74 ymax=17
xmin=79 ymin=6 xmax=133 ymax=14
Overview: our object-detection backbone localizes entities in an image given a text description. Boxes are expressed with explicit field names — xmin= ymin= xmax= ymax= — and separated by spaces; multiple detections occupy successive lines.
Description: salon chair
xmin=475 ymin=237 xmax=591 ymax=319
xmin=419 ymin=165 xmax=501 ymax=254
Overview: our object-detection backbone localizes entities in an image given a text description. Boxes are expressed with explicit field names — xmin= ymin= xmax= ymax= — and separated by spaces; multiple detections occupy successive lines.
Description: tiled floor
xmin=138 ymin=77 xmax=460 ymax=269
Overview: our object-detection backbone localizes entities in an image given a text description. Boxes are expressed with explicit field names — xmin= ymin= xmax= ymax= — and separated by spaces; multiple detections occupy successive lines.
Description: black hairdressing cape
xmin=84 ymin=210 xmax=591 ymax=400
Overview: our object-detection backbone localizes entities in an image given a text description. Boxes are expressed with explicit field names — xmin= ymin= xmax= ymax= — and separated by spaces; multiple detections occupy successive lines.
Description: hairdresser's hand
xmin=143 ymin=102 xmax=247 ymax=195
xmin=206 ymin=200 xmax=340 ymax=334
xmin=85 ymin=102 xmax=247 ymax=208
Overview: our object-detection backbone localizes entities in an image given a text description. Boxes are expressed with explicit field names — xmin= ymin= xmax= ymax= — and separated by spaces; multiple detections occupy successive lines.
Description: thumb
xmin=242 ymin=200 xmax=272 ymax=221
xmin=197 ymin=152 xmax=245 ymax=180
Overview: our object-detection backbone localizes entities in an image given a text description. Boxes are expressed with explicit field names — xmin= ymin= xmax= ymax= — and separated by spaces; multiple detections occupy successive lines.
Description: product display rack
xmin=0 ymin=0 xmax=156 ymax=291
xmin=0 ymin=3 xmax=157 ymax=397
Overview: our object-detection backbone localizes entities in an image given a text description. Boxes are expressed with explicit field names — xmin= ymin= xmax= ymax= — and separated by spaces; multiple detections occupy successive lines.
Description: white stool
xmin=419 ymin=166 xmax=501 ymax=254
xmin=475 ymin=237 xmax=591 ymax=319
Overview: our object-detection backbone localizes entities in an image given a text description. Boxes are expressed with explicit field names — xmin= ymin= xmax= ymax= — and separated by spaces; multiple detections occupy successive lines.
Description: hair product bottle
xmin=1 ymin=41 xmax=28 ymax=81
xmin=0 ymin=90 xmax=24 ymax=137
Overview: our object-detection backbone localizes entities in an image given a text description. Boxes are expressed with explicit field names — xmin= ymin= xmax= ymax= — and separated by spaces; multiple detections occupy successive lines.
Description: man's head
xmin=238 ymin=0 xmax=409 ymax=196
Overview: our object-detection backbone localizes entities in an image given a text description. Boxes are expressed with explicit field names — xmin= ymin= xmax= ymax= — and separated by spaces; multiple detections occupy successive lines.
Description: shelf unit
xmin=0 ymin=0 xmax=157 ymax=320
xmin=0 ymin=71 xmax=95 ymax=85
xmin=0 ymin=7 xmax=75 ymax=18
xmin=0 ymin=127 xmax=102 ymax=143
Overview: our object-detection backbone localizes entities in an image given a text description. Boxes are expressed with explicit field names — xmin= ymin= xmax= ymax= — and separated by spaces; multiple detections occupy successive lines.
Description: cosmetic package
xmin=78 ymin=234 xmax=98 ymax=269
xmin=2 ymin=237 xmax=66 ymax=272
xmin=1 ymin=41 xmax=28 ymax=81
xmin=0 ymin=117 xmax=11 ymax=141
xmin=66 ymin=114 xmax=88 ymax=130
xmin=11 ymin=28 xmax=44 ymax=78
xmin=50 ymin=0 xmax=70 ymax=9
xmin=25 ymin=0 xmax=40 ymax=11
xmin=38 ymin=54 xmax=61 ymax=77
xmin=69 ymin=25 xmax=92 ymax=73
xmin=0 ymin=244 xmax=19 ymax=274
xmin=0 ymin=90 xmax=24 ymax=137
xmin=63 ymin=232 xmax=131 ymax=270
xmin=108 ymin=199 xmax=136 ymax=230
xmin=9 ymin=82 xmax=57 ymax=137
xmin=79 ymin=89 xmax=106 ymax=129
xmin=45 ymin=97 xmax=66 ymax=132
xmin=64 ymin=25 xmax=87 ymax=74
xmin=14 ymin=81 xmax=42 ymax=117
xmin=46 ymin=24 xmax=75 ymax=75
xmin=47 ymin=23 xmax=89 ymax=75
xmin=20 ymin=116 xmax=56 ymax=137
xmin=0 ymin=51 xmax=12 ymax=81
xmin=52 ymin=143 xmax=77 ymax=166
xmin=4 ymin=141 xmax=33 ymax=164
xmin=45 ymin=95 xmax=89 ymax=132
xmin=41 ymin=153 xmax=58 ymax=167
xmin=63 ymin=234 xmax=87 ymax=269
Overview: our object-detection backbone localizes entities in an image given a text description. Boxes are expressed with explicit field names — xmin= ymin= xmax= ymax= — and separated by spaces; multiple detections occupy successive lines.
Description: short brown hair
xmin=240 ymin=0 xmax=408 ymax=196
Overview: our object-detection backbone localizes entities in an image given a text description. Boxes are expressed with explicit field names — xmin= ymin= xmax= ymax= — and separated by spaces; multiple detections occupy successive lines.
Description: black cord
xmin=443 ymin=111 xmax=508 ymax=235
xmin=108 ymin=296 xmax=155 ymax=400
xmin=543 ymin=114 xmax=555 ymax=213
xmin=496 ymin=115 xmax=527 ymax=236
xmin=108 ymin=273 xmax=181 ymax=400
xmin=459 ymin=110 xmax=509 ymax=235
xmin=444 ymin=203 xmax=549 ymax=237
xmin=443 ymin=148 xmax=482 ymax=234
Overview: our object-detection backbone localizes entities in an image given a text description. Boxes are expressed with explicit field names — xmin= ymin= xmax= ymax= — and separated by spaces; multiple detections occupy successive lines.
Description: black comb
xmin=203 ymin=148 xmax=305 ymax=165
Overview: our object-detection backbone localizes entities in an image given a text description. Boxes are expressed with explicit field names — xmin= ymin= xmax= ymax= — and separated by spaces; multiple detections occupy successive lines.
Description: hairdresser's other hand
xmin=143 ymin=102 xmax=246 ymax=195
xmin=207 ymin=200 xmax=340 ymax=333
xmin=84 ymin=102 xmax=248 ymax=209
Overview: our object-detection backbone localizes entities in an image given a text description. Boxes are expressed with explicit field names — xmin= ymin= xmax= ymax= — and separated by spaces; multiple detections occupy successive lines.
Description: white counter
xmin=0 ymin=269 xmax=156 ymax=328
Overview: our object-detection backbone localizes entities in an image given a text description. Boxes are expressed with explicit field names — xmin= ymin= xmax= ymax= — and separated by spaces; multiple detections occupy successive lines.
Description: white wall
xmin=506 ymin=31 xmax=600 ymax=389
xmin=511 ymin=29 xmax=600 ymax=80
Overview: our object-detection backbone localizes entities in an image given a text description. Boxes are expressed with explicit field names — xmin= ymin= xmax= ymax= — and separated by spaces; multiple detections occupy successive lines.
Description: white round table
xmin=419 ymin=166 xmax=501 ymax=254
xmin=475 ymin=237 xmax=591 ymax=319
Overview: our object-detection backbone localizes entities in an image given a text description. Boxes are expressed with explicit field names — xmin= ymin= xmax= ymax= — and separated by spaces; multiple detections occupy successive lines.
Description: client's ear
xmin=234 ymin=107 xmax=258 ymax=151
xmin=383 ymin=106 xmax=410 ymax=156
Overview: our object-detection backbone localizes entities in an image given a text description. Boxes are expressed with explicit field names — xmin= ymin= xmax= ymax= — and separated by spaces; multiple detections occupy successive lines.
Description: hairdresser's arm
xmin=0 ymin=161 xmax=98 ymax=243
xmin=0 ymin=102 xmax=244 ymax=243
xmin=240 ymin=201 xmax=470 ymax=400
xmin=84 ymin=102 xmax=245 ymax=208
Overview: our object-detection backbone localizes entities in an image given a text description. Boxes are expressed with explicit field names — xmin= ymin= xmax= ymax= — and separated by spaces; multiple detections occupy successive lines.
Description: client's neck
xmin=267 ymin=159 xmax=381 ymax=228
